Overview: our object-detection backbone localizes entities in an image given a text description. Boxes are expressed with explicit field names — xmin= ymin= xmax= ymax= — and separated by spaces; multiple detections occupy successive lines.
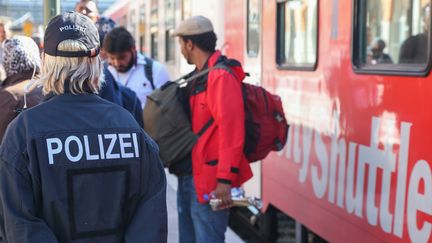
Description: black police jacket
xmin=0 ymin=93 xmax=167 ymax=243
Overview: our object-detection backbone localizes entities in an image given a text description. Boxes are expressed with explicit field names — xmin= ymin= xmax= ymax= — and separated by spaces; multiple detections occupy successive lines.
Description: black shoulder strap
xmin=174 ymin=63 xmax=227 ymax=85
xmin=172 ymin=55 xmax=240 ymax=85
xmin=144 ymin=56 xmax=155 ymax=90
xmin=185 ymin=63 xmax=234 ymax=137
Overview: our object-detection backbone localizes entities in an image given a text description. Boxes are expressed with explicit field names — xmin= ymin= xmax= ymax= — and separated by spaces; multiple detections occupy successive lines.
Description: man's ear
xmin=185 ymin=39 xmax=194 ymax=50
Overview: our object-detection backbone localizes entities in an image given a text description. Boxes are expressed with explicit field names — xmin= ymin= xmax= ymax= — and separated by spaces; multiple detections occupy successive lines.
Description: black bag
xmin=143 ymin=69 xmax=214 ymax=167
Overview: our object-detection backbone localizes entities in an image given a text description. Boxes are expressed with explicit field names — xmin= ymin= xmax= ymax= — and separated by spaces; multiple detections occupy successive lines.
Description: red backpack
xmin=242 ymin=82 xmax=289 ymax=162
xmin=206 ymin=57 xmax=289 ymax=162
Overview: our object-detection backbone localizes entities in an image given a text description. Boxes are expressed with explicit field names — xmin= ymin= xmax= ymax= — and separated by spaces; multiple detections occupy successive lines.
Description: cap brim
xmin=170 ymin=30 xmax=180 ymax=37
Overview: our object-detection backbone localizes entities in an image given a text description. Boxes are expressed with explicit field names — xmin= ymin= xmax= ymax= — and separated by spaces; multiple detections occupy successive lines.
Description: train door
xmin=242 ymin=0 xmax=263 ymax=201
xmin=224 ymin=1 xmax=280 ymax=242
xmin=222 ymin=0 xmax=263 ymax=195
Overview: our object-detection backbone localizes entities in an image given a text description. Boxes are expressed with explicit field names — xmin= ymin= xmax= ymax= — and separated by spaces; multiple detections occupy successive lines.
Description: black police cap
xmin=44 ymin=11 xmax=100 ymax=58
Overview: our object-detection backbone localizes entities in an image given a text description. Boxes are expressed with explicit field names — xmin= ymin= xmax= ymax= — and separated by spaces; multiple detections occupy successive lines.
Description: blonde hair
xmin=40 ymin=39 xmax=102 ymax=95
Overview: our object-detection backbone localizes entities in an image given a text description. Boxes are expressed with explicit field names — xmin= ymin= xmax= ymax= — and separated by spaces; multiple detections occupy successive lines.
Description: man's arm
xmin=124 ymin=134 xmax=167 ymax=243
xmin=207 ymin=71 xmax=245 ymax=183
xmin=0 ymin=159 xmax=58 ymax=243
xmin=207 ymin=70 xmax=245 ymax=207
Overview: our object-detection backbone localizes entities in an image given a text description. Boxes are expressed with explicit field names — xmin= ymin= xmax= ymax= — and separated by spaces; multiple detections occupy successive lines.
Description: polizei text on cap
xmin=59 ymin=25 xmax=86 ymax=33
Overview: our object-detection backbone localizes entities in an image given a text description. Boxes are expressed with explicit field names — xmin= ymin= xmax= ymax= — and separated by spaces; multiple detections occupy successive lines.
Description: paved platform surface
xmin=165 ymin=170 xmax=245 ymax=243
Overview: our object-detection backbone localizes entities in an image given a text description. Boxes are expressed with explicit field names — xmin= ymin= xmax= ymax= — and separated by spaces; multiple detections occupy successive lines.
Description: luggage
xmin=143 ymin=81 xmax=195 ymax=166
xmin=198 ymin=58 xmax=289 ymax=162
xmin=241 ymin=82 xmax=289 ymax=162
xmin=143 ymin=69 xmax=214 ymax=167
xmin=143 ymin=58 xmax=289 ymax=166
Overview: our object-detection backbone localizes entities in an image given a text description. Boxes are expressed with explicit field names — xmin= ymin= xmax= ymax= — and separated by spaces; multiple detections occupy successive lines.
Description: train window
xmin=129 ymin=10 xmax=136 ymax=37
xmin=150 ymin=0 xmax=158 ymax=59
xmin=353 ymin=1 xmax=431 ymax=75
xmin=276 ymin=0 xmax=318 ymax=70
xmin=165 ymin=0 xmax=175 ymax=62
xmin=151 ymin=33 xmax=158 ymax=59
xmin=247 ymin=0 xmax=261 ymax=57
xmin=165 ymin=30 xmax=175 ymax=61
xmin=139 ymin=6 xmax=146 ymax=53
xmin=182 ymin=0 xmax=192 ymax=20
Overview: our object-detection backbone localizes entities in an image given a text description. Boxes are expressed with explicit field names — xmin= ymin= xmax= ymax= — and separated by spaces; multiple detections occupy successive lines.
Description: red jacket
xmin=189 ymin=51 xmax=253 ymax=203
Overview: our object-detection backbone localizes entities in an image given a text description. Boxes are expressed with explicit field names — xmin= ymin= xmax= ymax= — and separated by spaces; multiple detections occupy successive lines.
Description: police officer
xmin=0 ymin=12 xmax=167 ymax=243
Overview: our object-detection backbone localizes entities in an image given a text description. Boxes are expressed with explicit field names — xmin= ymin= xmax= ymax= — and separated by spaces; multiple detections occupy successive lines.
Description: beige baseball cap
xmin=171 ymin=16 xmax=214 ymax=37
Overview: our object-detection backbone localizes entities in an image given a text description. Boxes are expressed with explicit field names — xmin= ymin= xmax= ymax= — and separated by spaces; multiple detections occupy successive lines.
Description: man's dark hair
xmin=103 ymin=27 xmax=135 ymax=53
xmin=181 ymin=31 xmax=217 ymax=53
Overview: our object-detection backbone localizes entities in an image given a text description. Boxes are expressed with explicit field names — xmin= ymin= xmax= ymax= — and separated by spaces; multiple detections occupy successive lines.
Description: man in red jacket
xmin=172 ymin=16 xmax=253 ymax=243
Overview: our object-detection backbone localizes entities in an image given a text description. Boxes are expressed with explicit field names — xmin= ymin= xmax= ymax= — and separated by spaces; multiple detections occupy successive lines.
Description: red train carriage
xmin=103 ymin=1 xmax=130 ymax=26
xmin=225 ymin=0 xmax=432 ymax=242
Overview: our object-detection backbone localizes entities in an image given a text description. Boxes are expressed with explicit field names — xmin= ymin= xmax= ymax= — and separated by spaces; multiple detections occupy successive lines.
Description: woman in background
xmin=0 ymin=35 xmax=43 ymax=141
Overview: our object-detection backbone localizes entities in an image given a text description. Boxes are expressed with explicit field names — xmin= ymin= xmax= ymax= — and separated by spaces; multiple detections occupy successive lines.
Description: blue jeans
xmin=177 ymin=175 xmax=229 ymax=243
xmin=177 ymin=175 xmax=196 ymax=243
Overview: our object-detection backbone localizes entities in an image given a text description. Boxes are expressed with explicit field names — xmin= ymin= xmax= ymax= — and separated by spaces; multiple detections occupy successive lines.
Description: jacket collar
xmin=194 ymin=50 xmax=219 ymax=73
xmin=207 ymin=50 xmax=221 ymax=68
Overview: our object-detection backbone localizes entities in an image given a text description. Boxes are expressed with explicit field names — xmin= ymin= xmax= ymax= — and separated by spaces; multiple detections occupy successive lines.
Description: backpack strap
xmin=171 ymin=59 xmax=239 ymax=137
xmin=172 ymin=55 xmax=240 ymax=85
xmin=100 ymin=62 xmax=122 ymax=100
xmin=174 ymin=65 xmax=220 ymax=85
xmin=197 ymin=118 xmax=214 ymax=136
xmin=187 ymin=63 xmax=237 ymax=137
xmin=144 ymin=56 xmax=155 ymax=90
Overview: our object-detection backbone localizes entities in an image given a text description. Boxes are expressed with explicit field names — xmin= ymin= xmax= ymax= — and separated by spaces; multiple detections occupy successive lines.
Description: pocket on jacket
xmin=67 ymin=166 xmax=129 ymax=239
xmin=201 ymin=159 xmax=218 ymax=181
